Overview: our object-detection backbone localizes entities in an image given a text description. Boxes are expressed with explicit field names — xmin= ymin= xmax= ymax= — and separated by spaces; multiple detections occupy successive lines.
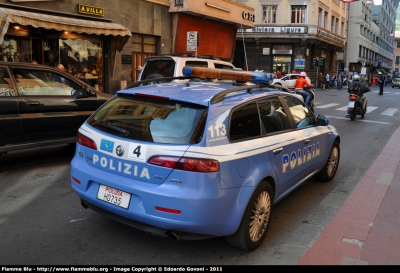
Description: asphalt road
xmin=0 ymin=84 xmax=398 ymax=265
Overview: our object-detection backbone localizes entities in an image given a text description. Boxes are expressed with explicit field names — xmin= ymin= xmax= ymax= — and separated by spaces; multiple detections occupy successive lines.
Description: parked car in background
xmin=391 ymin=77 xmax=400 ymax=88
xmin=137 ymin=55 xmax=235 ymax=81
xmin=0 ymin=62 xmax=111 ymax=155
xmin=272 ymin=73 xmax=312 ymax=89
xmin=71 ymin=67 xmax=340 ymax=251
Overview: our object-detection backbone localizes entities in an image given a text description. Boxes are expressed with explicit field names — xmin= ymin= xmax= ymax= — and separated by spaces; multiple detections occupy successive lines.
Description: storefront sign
xmin=317 ymin=29 xmax=344 ymax=44
xmin=294 ymin=59 xmax=305 ymax=70
xmin=242 ymin=11 xmax=255 ymax=22
xmin=238 ymin=26 xmax=307 ymax=34
xmin=78 ymin=4 xmax=104 ymax=16
xmin=263 ymin=48 xmax=270 ymax=55
xmin=272 ymin=49 xmax=292 ymax=54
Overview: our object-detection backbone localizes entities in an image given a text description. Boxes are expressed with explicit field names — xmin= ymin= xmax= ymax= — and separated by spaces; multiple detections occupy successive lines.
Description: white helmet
xmin=378 ymin=72 xmax=382 ymax=75
xmin=353 ymin=74 xmax=360 ymax=82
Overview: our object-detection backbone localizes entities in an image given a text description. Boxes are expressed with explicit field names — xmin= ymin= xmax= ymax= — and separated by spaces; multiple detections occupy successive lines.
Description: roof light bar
xmin=182 ymin=67 xmax=274 ymax=85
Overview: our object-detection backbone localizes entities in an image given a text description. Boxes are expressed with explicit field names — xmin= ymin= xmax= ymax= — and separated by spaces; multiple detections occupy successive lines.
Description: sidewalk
xmin=298 ymin=121 xmax=400 ymax=265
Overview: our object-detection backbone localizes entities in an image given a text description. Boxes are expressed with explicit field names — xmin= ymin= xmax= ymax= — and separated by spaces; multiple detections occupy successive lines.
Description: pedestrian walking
xmin=318 ymin=72 xmax=323 ymax=88
xmin=378 ymin=72 xmax=384 ymax=95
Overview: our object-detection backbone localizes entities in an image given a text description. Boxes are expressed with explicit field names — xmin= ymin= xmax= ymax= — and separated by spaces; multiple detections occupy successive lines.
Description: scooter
xmin=295 ymin=85 xmax=315 ymax=112
xmin=347 ymin=93 xmax=366 ymax=121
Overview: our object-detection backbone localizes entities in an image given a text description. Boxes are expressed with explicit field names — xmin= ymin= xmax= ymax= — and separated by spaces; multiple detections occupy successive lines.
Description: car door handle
xmin=26 ymin=101 xmax=40 ymax=106
xmin=272 ymin=148 xmax=283 ymax=154
xmin=304 ymin=139 xmax=311 ymax=144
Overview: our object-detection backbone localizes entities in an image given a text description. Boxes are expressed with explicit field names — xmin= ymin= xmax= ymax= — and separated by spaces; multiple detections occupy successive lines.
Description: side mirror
xmin=316 ymin=114 xmax=329 ymax=126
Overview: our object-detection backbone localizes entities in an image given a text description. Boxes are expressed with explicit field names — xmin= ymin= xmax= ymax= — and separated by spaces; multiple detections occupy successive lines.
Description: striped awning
xmin=0 ymin=7 xmax=131 ymax=45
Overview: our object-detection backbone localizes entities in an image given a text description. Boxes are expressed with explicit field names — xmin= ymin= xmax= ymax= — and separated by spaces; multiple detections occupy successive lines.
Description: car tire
xmin=315 ymin=141 xmax=340 ymax=182
xmin=225 ymin=182 xmax=273 ymax=251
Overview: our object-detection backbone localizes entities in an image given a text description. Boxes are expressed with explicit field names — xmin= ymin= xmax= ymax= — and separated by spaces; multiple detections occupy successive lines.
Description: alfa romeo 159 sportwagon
xmin=70 ymin=67 xmax=340 ymax=250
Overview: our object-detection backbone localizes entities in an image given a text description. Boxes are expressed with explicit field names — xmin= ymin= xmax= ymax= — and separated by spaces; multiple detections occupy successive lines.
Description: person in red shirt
xmin=294 ymin=71 xmax=313 ymax=105
xmin=276 ymin=70 xmax=282 ymax=78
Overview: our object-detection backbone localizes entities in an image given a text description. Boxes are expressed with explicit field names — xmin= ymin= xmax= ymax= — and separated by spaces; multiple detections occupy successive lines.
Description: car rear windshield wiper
xmin=95 ymin=123 xmax=129 ymax=136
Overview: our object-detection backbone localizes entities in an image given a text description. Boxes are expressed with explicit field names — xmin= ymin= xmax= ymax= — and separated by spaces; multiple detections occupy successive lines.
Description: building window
xmin=331 ymin=16 xmax=335 ymax=32
xmin=341 ymin=22 xmax=345 ymax=37
xmin=318 ymin=8 xmax=323 ymax=27
xmin=335 ymin=18 xmax=339 ymax=34
xmin=324 ymin=11 xmax=328 ymax=29
xmin=291 ymin=6 xmax=306 ymax=23
xmin=396 ymin=41 xmax=400 ymax=47
xmin=262 ymin=6 xmax=277 ymax=23
xmin=396 ymin=56 xmax=400 ymax=64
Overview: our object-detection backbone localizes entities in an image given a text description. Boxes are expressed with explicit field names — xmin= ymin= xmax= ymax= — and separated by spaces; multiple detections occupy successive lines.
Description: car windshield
xmin=87 ymin=94 xmax=208 ymax=144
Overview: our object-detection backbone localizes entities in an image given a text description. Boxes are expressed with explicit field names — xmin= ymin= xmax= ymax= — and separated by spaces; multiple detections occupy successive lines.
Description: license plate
xmin=97 ymin=185 xmax=131 ymax=209
xmin=348 ymin=101 xmax=355 ymax=108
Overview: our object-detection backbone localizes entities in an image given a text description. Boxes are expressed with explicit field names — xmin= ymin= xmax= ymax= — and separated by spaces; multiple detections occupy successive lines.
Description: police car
xmin=70 ymin=67 xmax=340 ymax=251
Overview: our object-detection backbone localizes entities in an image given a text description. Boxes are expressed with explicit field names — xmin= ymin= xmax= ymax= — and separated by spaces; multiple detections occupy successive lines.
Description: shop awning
xmin=0 ymin=7 xmax=132 ymax=45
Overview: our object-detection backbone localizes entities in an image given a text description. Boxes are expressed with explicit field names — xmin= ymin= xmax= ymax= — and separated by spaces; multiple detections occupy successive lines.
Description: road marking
xmin=325 ymin=116 xmax=390 ymax=124
xmin=381 ymin=108 xmax=398 ymax=116
xmin=334 ymin=106 xmax=379 ymax=112
xmin=315 ymin=103 xmax=340 ymax=109
xmin=366 ymin=106 xmax=378 ymax=113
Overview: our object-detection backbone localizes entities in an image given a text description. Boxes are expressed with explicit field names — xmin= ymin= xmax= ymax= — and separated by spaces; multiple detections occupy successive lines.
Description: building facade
xmin=370 ymin=0 xmax=399 ymax=73
xmin=345 ymin=0 xmax=398 ymax=76
xmin=234 ymin=0 xmax=347 ymax=82
xmin=0 ymin=0 xmax=254 ymax=94
xmin=392 ymin=32 xmax=400 ymax=74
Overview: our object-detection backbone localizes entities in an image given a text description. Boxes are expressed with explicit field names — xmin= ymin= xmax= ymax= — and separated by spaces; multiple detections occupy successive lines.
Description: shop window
xmin=58 ymin=39 xmax=103 ymax=92
xmin=1 ymin=38 xmax=19 ymax=62
xmin=262 ymin=6 xmax=277 ymax=24
xmin=291 ymin=6 xmax=306 ymax=24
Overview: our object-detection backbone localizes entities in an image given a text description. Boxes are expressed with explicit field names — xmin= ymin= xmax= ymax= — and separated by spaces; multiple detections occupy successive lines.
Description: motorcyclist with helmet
xmin=346 ymin=74 xmax=370 ymax=117
xmin=294 ymin=71 xmax=313 ymax=105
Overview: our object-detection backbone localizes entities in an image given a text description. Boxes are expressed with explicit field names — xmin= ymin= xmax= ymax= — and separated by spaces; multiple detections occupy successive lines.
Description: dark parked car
xmin=0 ymin=62 xmax=111 ymax=155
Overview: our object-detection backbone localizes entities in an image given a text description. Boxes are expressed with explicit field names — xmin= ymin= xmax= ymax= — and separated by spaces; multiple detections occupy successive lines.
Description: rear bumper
xmin=80 ymin=199 xmax=214 ymax=241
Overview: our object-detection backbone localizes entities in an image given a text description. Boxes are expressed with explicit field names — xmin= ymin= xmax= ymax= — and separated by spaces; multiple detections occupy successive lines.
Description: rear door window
xmin=184 ymin=61 xmax=208 ymax=68
xmin=229 ymin=102 xmax=261 ymax=141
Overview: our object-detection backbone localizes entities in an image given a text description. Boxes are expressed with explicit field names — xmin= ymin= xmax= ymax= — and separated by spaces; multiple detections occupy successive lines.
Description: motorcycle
xmin=347 ymin=92 xmax=366 ymax=121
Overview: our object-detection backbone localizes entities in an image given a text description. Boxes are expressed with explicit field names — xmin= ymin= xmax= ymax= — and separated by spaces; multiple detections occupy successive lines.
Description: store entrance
xmin=272 ymin=55 xmax=292 ymax=75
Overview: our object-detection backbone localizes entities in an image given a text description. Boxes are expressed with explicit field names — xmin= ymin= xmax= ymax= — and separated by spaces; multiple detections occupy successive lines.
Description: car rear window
xmin=87 ymin=95 xmax=208 ymax=145
xmin=140 ymin=59 xmax=175 ymax=80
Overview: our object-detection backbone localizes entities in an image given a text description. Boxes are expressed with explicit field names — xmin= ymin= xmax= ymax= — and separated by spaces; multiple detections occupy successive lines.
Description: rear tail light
xmin=77 ymin=132 xmax=97 ymax=150
xmin=349 ymin=95 xmax=357 ymax=100
xmin=148 ymin=156 xmax=220 ymax=172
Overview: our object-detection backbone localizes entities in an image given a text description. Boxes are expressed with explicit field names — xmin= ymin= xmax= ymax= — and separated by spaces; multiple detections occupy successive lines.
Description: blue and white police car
xmin=70 ymin=67 xmax=340 ymax=250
